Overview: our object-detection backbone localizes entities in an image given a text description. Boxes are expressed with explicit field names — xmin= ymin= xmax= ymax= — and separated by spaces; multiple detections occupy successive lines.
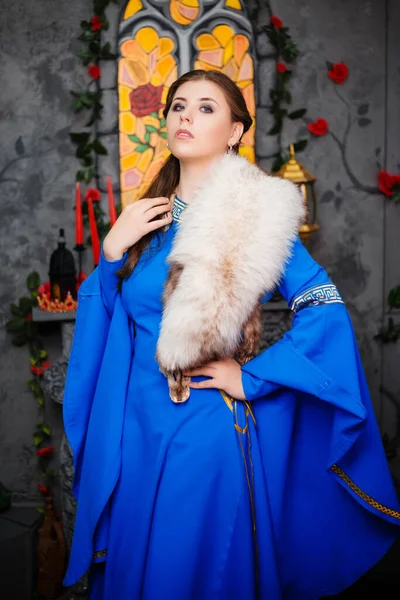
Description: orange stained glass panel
xmin=212 ymin=24 xmax=234 ymax=46
xmin=195 ymin=33 xmax=221 ymax=51
xmin=225 ymin=0 xmax=242 ymax=9
xmin=124 ymin=0 xmax=143 ymax=20
xmin=233 ymin=34 xmax=249 ymax=64
xmin=119 ymin=27 xmax=177 ymax=205
xmin=119 ymin=3 xmax=256 ymax=200
xmin=170 ymin=0 xmax=200 ymax=25
xmin=194 ymin=23 xmax=256 ymax=163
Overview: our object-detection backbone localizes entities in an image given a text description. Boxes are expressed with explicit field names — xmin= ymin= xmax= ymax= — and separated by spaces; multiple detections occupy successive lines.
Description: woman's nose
xmin=180 ymin=111 xmax=192 ymax=123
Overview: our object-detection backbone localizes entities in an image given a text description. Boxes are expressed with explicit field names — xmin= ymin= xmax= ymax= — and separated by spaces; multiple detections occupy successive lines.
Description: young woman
xmin=62 ymin=70 xmax=400 ymax=599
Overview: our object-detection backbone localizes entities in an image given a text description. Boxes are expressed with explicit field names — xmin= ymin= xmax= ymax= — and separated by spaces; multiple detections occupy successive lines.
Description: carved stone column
xmin=33 ymin=309 xmax=89 ymax=596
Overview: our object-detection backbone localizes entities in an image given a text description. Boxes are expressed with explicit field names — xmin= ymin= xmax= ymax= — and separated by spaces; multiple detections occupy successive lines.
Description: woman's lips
xmin=175 ymin=130 xmax=194 ymax=139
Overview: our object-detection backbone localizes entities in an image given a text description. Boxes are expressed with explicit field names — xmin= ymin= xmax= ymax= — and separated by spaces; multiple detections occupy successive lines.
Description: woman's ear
xmin=229 ymin=122 xmax=245 ymax=147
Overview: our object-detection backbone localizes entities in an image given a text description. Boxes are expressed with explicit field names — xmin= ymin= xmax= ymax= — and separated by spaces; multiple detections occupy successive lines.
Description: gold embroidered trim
xmin=233 ymin=401 xmax=259 ymax=592
xmin=331 ymin=464 xmax=400 ymax=520
xmin=221 ymin=390 xmax=233 ymax=411
xmin=221 ymin=394 xmax=399 ymax=521
xmin=219 ymin=396 xmax=260 ymax=587
xmin=93 ymin=549 xmax=107 ymax=559
xmin=220 ymin=391 xmax=257 ymax=427
xmin=234 ymin=422 xmax=248 ymax=434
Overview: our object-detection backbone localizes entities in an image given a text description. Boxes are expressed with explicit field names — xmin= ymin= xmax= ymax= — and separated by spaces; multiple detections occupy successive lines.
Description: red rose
xmin=30 ymin=361 xmax=52 ymax=376
xmin=37 ymin=483 xmax=49 ymax=495
xmin=90 ymin=16 xmax=102 ymax=31
xmin=38 ymin=281 xmax=51 ymax=299
xmin=307 ymin=118 xmax=328 ymax=136
xmin=36 ymin=446 xmax=55 ymax=457
xmin=378 ymin=170 xmax=400 ymax=197
xmin=328 ymin=62 xmax=349 ymax=84
xmin=270 ymin=15 xmax=283 ymax=29
xmin=88 ymin=65 xmax=101 ymax=80
xmin=277 ymin=62 xmax=287 ymax=73
xmin=129 ymin=83 xmax=164 ymax=118
xmin=84 ymin=188 xmax=101 ymax=202
xmin=25 ymin=314 xmax=32 ymax=321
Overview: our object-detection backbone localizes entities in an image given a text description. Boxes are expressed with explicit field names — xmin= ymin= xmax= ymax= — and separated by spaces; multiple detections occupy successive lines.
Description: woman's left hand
xmin=182 ymin=357 xmax=247 ymax=401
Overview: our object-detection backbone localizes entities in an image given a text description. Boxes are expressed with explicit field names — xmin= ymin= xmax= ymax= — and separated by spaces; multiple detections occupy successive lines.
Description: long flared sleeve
xmin=241 ymin=237 xmax=374 ymax=467
xmin=97 ymin=244 xmax=128 ymax=316
xmin=242 ymin=236 xmax=361 ymax=409
xmin=238 ymin=237 xmax=400 ymax=599
xmin=239 ymin=235 xmax=400 ymax=518
xmin=63 ymin=268 xmax=135 ymax=586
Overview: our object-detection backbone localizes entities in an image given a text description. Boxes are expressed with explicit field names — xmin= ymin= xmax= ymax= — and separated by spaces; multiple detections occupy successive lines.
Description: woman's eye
xmin=171 ymin=103 xmax=213 ymax=113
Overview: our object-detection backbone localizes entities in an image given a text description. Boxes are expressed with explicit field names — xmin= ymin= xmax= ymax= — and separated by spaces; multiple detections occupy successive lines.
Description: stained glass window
xmin=119 ymin=0 xmax=256 ymax=205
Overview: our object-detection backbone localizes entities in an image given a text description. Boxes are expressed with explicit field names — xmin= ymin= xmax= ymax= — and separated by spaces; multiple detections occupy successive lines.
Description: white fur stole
xmin=156 ymin=153 xmax=305 ymax=372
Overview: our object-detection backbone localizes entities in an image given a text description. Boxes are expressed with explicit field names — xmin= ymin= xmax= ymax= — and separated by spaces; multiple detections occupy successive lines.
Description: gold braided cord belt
xmin=220 ymin=391 xmax=400 ymax=522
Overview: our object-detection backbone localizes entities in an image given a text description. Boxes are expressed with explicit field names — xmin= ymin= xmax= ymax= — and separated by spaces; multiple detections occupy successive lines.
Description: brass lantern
xmin=276 ymin=144 xmax=319 ymax=242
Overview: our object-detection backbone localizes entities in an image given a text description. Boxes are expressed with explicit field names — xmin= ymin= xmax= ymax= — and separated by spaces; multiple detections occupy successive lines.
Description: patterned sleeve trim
xmin=290 ymin=283 xmax=344 ymax=313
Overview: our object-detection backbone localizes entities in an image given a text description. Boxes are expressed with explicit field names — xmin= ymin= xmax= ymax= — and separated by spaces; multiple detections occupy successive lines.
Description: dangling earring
xmin=227 ymin=144 xmax=233 ymax=154
xmin=166 ymin=141 xmax=169 ymax=148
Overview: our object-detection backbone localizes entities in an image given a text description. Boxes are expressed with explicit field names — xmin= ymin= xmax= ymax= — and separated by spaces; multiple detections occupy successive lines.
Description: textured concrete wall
xmin=0 ymin=0 xmax=399 ymax=502
xmin=251 ymin=0 xmax=400 ymax=438
xmin=0 ymin=0 xmax=93 ymax=501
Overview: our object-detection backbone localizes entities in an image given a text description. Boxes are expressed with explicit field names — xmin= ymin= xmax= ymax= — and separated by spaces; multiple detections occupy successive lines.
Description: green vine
xmin=376 ymin=285 xmax=400 ymax=343
xmin=375 ymin=173 xmax=400 ymax=343
xmin=3 ymin=1 xmax=123 ymax=511
xmin=263 ymin=15 xmax=308 ymax=172
xmin=5 ymin=273 xmax=57 ymax=510
xmin=128 ymin=114 xmax=168 ymax=150
xmin=70 ymin=0 xmax=122 ymax=243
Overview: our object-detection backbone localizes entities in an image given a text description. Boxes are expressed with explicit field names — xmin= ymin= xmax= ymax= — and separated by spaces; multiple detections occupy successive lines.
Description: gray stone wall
xmin=251 ymin=0 xmax=400 ymax=438
xmin=0 ymin=0 xmax=93 ymax=502
xmin=0 ymin=0 xmax=399 ymax=502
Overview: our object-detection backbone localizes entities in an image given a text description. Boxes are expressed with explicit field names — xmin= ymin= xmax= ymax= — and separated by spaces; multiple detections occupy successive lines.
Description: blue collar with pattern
xmin=171 ymin=194 xmax=189 ymax=223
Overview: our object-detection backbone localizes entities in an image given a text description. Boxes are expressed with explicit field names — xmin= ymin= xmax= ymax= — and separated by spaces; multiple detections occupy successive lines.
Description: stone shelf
xmin=32 ymin=307 xmax=76 ymax=322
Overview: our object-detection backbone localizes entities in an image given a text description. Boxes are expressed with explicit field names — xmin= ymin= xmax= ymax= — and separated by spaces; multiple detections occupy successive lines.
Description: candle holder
xmin=49 ymin=229 xmax=77 ymax=301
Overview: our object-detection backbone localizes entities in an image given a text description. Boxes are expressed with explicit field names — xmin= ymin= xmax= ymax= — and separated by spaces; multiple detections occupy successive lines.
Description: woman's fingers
xmin=147 ymin=203 xmax=172 ymax=222
xmin=182 ymin=366 xmax=214 ymax=377
xmin=184 ymin=366 xmax=219 ymax=389
xmin=188 ymin=379 xmax=216 ymax=389
xmin=103 ymin=196 xmax=173 ymax=258
xmin=142 ymin=196 xmax=171 ymax=213
xmin=146 ymin=213 xmax=172 ymax=232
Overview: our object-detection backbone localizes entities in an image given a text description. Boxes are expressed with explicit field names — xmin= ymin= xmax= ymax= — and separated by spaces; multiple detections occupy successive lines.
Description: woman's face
xmin=166 ymin=79 xmax=243 ymax=162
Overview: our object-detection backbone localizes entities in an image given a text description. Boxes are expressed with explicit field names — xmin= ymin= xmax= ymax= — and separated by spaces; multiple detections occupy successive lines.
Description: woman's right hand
xmin=102 ymin=196 xmax=172 ymax=261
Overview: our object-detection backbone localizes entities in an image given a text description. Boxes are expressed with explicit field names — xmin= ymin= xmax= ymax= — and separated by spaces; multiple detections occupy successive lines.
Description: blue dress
xmin=88 ymin=205 xmax=278 ymax=599
xmin=64 ymin=198 xmax=400 ymax=599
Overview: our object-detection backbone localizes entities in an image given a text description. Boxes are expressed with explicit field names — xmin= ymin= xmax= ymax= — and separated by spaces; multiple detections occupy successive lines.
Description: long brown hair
xmin=117 ymin=69 xmax=253 ymax=282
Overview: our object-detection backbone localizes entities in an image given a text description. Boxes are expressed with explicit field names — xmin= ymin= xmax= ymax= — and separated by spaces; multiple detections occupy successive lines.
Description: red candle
xmin=86 ymin=198 xmax=101 ymax=266
xmin=107 ymin=175 xmax=117 ymax=226
xmin=75 ymin=182 xmax=84 ymax=245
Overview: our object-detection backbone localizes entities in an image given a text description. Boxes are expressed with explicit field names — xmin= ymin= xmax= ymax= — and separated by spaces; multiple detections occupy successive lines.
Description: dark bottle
xmin=49 ymin=228 xmax=77 ymax=300
xmin=36 ymin=496 xmax=66 ymax=598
